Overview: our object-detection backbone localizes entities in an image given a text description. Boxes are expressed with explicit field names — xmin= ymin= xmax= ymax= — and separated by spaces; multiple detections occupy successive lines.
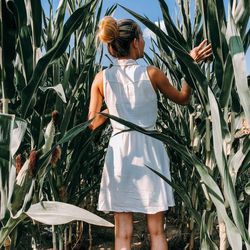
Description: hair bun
xmin=98 ymin=16 xmax=119 ymax=43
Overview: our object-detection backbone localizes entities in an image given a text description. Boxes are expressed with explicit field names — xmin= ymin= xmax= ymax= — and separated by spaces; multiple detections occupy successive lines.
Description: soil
xmin=11 ymin=210 xmax=198 ymax=250
xmin=72 ymin=212 xmax=196 ymax=250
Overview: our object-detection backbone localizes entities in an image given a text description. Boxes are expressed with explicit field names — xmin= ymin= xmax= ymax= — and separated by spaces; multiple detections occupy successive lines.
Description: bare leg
xmin=114 ymin=212 xmax=133 ymax=250
xmin=147 ymin=212 xmax=168 ymax=250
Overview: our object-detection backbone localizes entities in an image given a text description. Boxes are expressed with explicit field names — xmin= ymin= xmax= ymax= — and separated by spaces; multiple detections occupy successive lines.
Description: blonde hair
xmin=97 ymin=16 xmax=141 ymax=57
xmin=98 ymin=16 xmax=119 ymax=44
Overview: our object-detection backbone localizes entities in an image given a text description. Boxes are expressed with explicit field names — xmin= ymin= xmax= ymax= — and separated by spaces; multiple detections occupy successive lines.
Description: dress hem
xmin=97 ymin=204 xmax=175 ymax=214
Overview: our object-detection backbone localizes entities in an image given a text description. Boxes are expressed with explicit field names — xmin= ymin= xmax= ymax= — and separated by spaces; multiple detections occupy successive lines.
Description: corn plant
xmin=0 ymin=0 xmax=116 ymax=248
xmin=118 ymin=0 xmax=250 ymax=249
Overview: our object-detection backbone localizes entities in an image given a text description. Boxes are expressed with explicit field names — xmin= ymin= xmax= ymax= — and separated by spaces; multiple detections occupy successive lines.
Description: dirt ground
xmin=75 ymin=212 xmax=193 ymax=250
xmin=13 ymin=210 xmax=196 ymax=250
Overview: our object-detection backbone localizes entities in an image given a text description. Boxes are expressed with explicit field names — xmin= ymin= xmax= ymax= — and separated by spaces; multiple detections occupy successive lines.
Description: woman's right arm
xmin=148 ymin=66 xmax=191 ymax=105
xmin=147 ymin=39 xmax=212 ymax=105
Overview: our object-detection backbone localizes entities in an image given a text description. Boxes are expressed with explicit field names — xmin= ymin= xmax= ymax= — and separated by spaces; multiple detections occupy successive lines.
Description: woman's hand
xmin=189 ymin=39 xmax=212 ymax=62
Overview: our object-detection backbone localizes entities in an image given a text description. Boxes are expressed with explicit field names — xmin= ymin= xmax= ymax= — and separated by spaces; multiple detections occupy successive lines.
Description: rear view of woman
xmin=88 ymin=16 xmax=212 ymax=250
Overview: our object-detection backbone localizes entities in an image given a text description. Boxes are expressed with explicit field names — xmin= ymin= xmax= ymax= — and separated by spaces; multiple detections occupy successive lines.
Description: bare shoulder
xmin=93 ymin=70 xmax=103 ymax=85
xmin=147 ymin=65 xmax=166 ymax=89
xmin=147 ymin=65 xmax=166 ymax=80
xmin=92 ymin=70 xmax=104 ymax=96
xmin=147 ymin=65 xmax=161 ymax=75
xmin=147 ymin=65 xmax=159 ymax=89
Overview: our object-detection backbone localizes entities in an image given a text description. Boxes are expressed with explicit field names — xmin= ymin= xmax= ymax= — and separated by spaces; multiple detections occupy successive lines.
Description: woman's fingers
xmin=198 ymin=44 xmax=212 ymax=55
xmin=197 ymin=39 xmax=208 ymax=50
xmin=190 ymin=39 xmax=213 ymax=62
xmin=195 ymin=47 xmax=213 ymax=62
xmin=194 ymin=43 xmax=212 ymax=62
xmin=199 ymin=45 xmax=212 ymax=57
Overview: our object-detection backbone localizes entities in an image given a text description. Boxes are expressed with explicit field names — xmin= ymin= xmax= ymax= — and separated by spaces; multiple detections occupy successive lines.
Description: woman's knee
xmin=114 ymin=212 xmax=133 ymax=239
xmin=147 ymin=212 xmax=165 ymax=236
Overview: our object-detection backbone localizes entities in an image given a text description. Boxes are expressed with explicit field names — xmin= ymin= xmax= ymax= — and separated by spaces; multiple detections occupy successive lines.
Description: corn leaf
xmin=52 ymin=0 xmax=67 ymax=41
xmin=226 ymin=6 xmax=250 ymax=126
xmin=200 ymin=211 xmax=218 ymax=250
xmin=6 ymin=0 xmax=27 ymax=30
xmin=39 ymin=84 xmax=67 ymax=103
xmin=20 ymin=0 xmax=99 ymax=118
xmin=25 ymin=201 xmax=114 ymax=227
xmin=0 ymin=214 xmax=26 ymax=247
xmin=0 ymin=114 xmax=15 ymax=219
xmin=207 ymin=0 xmax=224 ymax=88
xmin=208 ymin=86 xmax=250 ymax=246
xmin=10 ymin=117 xmax=27 ymax=157
xmin=158 ymin=0 xmax=189 ymax=50
xmin=219 ymin=54 xmax=234 ymax=107
xmin=29 ymin=0 xmax=42 ymax=48
xmin=17 ymin=26 xmax=33 ymax=84
xmin=1 ymin=0 xmax=17 ymax=99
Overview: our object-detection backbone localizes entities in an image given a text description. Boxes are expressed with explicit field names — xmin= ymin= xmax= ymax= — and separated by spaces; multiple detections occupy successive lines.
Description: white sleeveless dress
xmin=98 ymin=59 xmax=175 ymax=214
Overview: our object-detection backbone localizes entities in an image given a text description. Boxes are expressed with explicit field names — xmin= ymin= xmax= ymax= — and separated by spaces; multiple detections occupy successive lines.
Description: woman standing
xmin=88 ymin=16 xmax=212 ymax=250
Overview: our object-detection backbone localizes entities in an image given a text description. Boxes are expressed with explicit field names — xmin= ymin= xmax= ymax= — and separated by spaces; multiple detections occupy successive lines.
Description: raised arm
xmin=148 ymin=39 xmax=212 ymax=105
xmin=88 ymin=71 xmax=108 ymax=130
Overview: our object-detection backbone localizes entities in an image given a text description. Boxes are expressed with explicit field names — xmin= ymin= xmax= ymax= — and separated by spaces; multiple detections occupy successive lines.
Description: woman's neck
xmin=117 ymin=55 xmax=137 ymax=60
xmin=117 ymin=49 xmax=138 ymax=60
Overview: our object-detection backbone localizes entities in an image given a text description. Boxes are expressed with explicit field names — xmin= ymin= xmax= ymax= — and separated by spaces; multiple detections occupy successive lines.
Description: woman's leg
xmin=147 ymin=212 xmax=168 ymax=250
xmin=114 ymin=212 xmax=133 ymax=250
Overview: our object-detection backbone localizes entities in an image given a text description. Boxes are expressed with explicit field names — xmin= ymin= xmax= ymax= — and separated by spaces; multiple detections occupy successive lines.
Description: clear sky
xmin=42 ymin=0 xmax=249 ymax=74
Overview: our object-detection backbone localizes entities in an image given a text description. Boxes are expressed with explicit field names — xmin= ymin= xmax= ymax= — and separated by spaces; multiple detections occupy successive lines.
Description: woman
xmin=88 ymin=16 xmax=212 ymax=250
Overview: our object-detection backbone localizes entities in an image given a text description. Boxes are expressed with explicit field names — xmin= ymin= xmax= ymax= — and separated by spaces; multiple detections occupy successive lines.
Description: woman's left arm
xmin=88 ymin=71 xmax=108 ymax=130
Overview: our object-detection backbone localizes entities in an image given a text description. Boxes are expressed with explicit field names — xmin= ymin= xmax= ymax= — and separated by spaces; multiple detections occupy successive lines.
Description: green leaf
xmin=57 ymin=120 xmax=92 ymax=145
xmin=10 ymin=117 xmax=27 ymax=157
xmin=226 ymin=7 xmax=250 ymax=127
xmin=37 ymin=119 xmax=92 ymax=173
xmin=39 ymin=84 xmax=67 ymax=103
xmin=243 ymin=28 xmax=250 ymax=52
xmin=146 ymin=165 xmax=201 ymax=225
xmin=6 ymin=0 xmax=27 ymax=30
xmin=207 ymin=0 xmax=224 ymax=88
xmin=0 ymin=214 xmax=26 ymax=247
xmin=30 ymin=0 xmax=42 ymax=48
xmin=200 ymin=211 xmax=218 ymax=250
xmin=245 ymin=181 xmax=250 ymax=195
xmin=208 ymin=87 xmax=250 ymax=245
xmin=18 ymin=26 xmax=34 ymax=83
xmin=0 ymin=114 xmax=15 ymax=218
xmin=1 ymin=0 xmax=18 ymax=99
xmin=219 ymin=54 xmax=233 ymax=107
xmin=20 ymin=0 xmax=99 ymax=118
xmin=0 ymin=114 xmax=15 ymax=166
xmin=158 ymin=0 xmax=189 ymax=50
xmin=25 ymin=201 xmax=114 ymax=227
xmin=52 ymin=0 xmax=67 ymax=41
xmin=229 ymin=136 xmax=250 ymax=186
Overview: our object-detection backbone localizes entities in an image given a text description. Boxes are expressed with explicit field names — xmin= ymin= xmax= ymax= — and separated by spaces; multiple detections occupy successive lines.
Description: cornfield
xmin=0 ymin=0 xmax=249 ymax=249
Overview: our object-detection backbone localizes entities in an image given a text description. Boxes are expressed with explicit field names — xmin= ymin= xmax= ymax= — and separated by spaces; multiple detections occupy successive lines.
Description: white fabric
xmin=98 ymin=59 xmax=175 ymax=214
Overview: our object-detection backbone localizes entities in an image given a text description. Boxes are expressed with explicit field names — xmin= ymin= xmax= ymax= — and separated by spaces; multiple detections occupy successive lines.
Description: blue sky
xmin=42 ymin=0 xmax=249 ymax=74
xmin=102 ymin=0 xmax=167 ymax=21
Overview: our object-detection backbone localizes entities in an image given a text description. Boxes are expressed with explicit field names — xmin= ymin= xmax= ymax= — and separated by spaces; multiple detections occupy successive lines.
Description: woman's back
xmin=104 ymin=59 xmax=157 ymax=131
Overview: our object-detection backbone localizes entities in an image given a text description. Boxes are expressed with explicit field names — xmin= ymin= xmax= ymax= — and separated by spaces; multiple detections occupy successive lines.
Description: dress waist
xmin=112 ymin=125 xmax=155 ymax=134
